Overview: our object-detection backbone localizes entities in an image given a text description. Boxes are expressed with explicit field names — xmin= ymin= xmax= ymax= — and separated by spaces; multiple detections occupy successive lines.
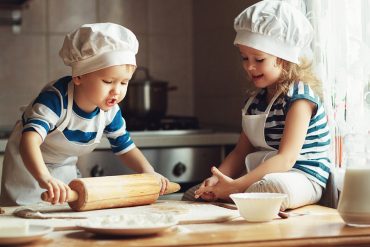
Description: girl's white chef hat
xmin=59 ymin=23 xmax=138 ymax=76
xmin=233 ymin=0 xmax=313 ymax=64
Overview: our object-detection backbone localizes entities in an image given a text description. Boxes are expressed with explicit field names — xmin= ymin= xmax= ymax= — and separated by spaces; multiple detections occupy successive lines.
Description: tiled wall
xmin=193 ymin=0 xmax=258 ymax=131
xmin=0 ymin=0 xmax=193 ymax=130
xmin=0 ymin=0 xmax=257 ymax=132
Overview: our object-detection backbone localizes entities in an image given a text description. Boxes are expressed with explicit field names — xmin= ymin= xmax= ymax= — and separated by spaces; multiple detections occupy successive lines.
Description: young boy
xmin=0 ymin=23 xmax=169 ymax=206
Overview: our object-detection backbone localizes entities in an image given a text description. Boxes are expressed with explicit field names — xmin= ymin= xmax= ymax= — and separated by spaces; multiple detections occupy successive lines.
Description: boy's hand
xmin=38 ymin=175 xmax=72 ymax=205
xmin=148 ymin=172 xmax=169 ymax=195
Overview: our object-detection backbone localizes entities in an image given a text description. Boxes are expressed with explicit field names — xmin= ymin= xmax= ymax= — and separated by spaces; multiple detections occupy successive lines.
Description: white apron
xmin=242 ymin=90 xmax=281 ymax=172
xmin=1 ymin=82 xmax=105 ymax=205
xmin=241 ymin=90 xmax=327 ymax=210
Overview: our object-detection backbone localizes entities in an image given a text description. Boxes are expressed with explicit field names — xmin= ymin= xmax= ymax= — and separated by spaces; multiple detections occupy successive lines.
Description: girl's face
xmin=73 ymin=65 xmax=134 ymax=112
xmin=238 ymin=45 xmax=282 ymax=90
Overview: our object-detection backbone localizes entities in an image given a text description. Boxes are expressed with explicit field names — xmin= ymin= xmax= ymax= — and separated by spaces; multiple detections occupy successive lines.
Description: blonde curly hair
xmin=247 ymin=58 xmax=323 ymax=99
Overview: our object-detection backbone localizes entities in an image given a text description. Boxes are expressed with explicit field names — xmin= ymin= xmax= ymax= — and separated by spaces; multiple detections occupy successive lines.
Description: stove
xmin=125 ymin=115 xmax=199 ymax=131
xmin=77 ymin=115 xmax=233 ymax=194
xmin=130 ymin=129 xmax=212 ymax=136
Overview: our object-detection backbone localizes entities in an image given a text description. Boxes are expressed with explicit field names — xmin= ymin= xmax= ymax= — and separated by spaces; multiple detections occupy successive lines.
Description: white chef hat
xmin=59 ymin=23 xmax=139 ymax=76
xmin=233 ymin=0 xmax=313 ymax=64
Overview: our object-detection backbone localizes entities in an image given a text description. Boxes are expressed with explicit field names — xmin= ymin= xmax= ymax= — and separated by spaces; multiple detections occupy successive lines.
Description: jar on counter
xmin=337 ymin=132 xmax=370 ymax=227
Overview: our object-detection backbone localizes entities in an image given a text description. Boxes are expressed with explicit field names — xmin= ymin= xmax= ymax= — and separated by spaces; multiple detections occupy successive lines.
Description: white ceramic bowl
xmin=230 ymin=192 xmax=287 ymax=222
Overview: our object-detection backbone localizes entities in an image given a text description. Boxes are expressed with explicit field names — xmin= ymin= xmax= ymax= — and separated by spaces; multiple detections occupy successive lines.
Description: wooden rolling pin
xmin=41 ymin=174 xmax=181 ymax=212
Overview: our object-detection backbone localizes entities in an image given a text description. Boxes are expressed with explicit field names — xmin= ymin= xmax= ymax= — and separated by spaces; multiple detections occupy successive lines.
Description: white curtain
xmin=305 ymin=0 xmax=370 ymax=167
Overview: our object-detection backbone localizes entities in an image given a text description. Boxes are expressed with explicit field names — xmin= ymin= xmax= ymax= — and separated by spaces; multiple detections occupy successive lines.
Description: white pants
xmin=182 ymin=171 xmax=322 ymax=210
xmin=245 ymin=171 xmax=322 ymax=210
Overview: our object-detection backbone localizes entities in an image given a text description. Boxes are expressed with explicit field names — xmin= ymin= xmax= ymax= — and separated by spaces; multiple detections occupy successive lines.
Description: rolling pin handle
xmin=164 ymin=182 xmax=181 ymax=195
xmin=41 ymin=190 xmax=79 ymax=203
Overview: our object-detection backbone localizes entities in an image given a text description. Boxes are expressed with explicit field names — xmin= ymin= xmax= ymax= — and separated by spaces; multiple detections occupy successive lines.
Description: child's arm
xmin=19 ymin=131 xmax=72 ymax=204
xmin=195 ymin=131 xmax=255 ymax=200
xmin=217 ymin=132 xmax=256 ymax=177
xmin=118 ymin=147 xmax=169 ymax=195
xmin=196 ymin=99 xmax=315 ymax=200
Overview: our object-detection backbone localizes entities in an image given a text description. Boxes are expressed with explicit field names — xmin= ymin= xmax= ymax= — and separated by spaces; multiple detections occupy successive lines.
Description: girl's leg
xmin=246 ymin=171 xmax=322 ymax=210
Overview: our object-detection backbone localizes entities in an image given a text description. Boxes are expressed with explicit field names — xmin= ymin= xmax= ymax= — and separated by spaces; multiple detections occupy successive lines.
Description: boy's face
xmin=73 ymin=65 xmax=135 ymax=112
xmin=238 ymin=45 xmax=282 ymax=89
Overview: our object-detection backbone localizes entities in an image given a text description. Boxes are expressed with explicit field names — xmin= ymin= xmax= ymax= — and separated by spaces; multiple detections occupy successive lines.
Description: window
xmin=305 ymin=0 xmax=370 ymax=167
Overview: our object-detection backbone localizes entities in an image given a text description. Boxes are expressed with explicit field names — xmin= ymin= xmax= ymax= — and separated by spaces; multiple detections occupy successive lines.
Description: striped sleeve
xmin=22 ymin=88 xmax=63 ymax=140
xmin=104 ymin=105 xmax=135 ymax=155
xmin=286 ymin=82 xmax=331 ymax=187
xmin=286 ymin=81 xmax=320 ymax=115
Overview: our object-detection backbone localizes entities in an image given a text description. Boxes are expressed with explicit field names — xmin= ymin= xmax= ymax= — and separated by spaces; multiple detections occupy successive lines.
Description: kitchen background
xmin=0 ymin=0 xmax=261 ymax=193
xmin=0 ymin=0 xmax=369 ymax=194
xmin=0 ymin=0 xmax=258 ymax=132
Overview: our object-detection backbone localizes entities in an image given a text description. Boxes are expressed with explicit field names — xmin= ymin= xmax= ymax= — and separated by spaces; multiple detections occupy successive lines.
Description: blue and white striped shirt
xmin=246 ymin=82 xmax=331 ymax=187
xmin=21 ymin=76 xmax=135 ymax=155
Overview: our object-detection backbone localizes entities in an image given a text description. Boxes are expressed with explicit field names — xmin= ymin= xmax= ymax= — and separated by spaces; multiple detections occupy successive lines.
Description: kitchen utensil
xmin=212 ymin=202 xmax=291 ymax=219
xmin=0 ymin=225 xmax=53 ymax=245
xmin=77 ymin=213 xmax=178 ymax=236
xmin=230 ymin=192 xmax=287 ymax=222
xmin=40 ymin=174 xmax=181 ymax=212
xmin=78 ymin=221 xmax=176 ymax=236
xmin=121 ymin=67 xmax=177 ymax=119
xmin=13 ymin=208 xmax=87 ymax=219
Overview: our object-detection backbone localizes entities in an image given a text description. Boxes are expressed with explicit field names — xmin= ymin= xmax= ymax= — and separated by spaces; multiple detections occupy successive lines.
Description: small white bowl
xmin=230 ymin=192 xmax=287 ymax=222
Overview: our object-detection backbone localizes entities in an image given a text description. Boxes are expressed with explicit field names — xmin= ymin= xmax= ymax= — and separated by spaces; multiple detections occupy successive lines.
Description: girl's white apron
xmin=1 ymin=82 xmax=105 ymax=205
xmin=242 ymin=90 xmax=281 ymax=172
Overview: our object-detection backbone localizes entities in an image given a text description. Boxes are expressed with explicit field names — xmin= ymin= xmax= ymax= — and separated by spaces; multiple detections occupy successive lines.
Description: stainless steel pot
xmin=120 ymin=67 xmax=177 ymax=119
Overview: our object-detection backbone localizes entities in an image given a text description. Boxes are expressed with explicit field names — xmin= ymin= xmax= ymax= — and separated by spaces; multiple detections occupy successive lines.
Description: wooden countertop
xmin=2 ymin=204 xmax=370 ymax=246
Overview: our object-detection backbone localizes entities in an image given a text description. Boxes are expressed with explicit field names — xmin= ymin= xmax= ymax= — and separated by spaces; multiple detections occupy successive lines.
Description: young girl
xmin=189 ymin=0 xmax=331 ymax=210
xmin=0 ymin=23 xmax=169 ymax=206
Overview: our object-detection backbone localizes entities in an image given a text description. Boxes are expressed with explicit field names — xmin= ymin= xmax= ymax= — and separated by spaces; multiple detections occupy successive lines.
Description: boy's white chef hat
xmin=59 ymin=23 xmax=138 ymax=76
xmin=233 ymin=0 xmax=313 ymax=64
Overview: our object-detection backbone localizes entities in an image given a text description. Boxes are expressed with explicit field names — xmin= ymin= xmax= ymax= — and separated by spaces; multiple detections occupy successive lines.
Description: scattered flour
xmin=84 ymin=213 xmax=177 ymax=228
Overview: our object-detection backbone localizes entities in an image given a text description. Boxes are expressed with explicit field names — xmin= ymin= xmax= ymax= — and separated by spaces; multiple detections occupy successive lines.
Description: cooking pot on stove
xmin=120 ymin=67 xmax=177 ymax=119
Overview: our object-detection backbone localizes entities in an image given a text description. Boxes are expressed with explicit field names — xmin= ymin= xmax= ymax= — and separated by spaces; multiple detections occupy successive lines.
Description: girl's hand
xmin=204 ymin=175 xmax=219 ymax=187
xmin=195 ymin=167 xmax=241 ymax=201
xmin=195 ymin=175 xmax=219 ymax=201
xmin=148 ymin=172 xmax=169 ymax=195
xmin=38 ymin=175 xmax=72 ymax=205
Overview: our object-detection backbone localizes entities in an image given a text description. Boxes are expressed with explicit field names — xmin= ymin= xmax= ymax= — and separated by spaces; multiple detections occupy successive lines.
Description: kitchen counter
xmin=98 ymin=130 xmax=240 ymax=149
xmin=0 ymin=131 xmax=240 ymax=152
xmin=1 ymin=204 xmax=370 ymax=246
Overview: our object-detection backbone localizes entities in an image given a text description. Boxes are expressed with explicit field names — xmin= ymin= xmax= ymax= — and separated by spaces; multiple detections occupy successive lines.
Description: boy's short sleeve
xmin=104 ymin=105 xmax=135 ymax=155
xmin=22 ymin=89 xmax=63 ymax=141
